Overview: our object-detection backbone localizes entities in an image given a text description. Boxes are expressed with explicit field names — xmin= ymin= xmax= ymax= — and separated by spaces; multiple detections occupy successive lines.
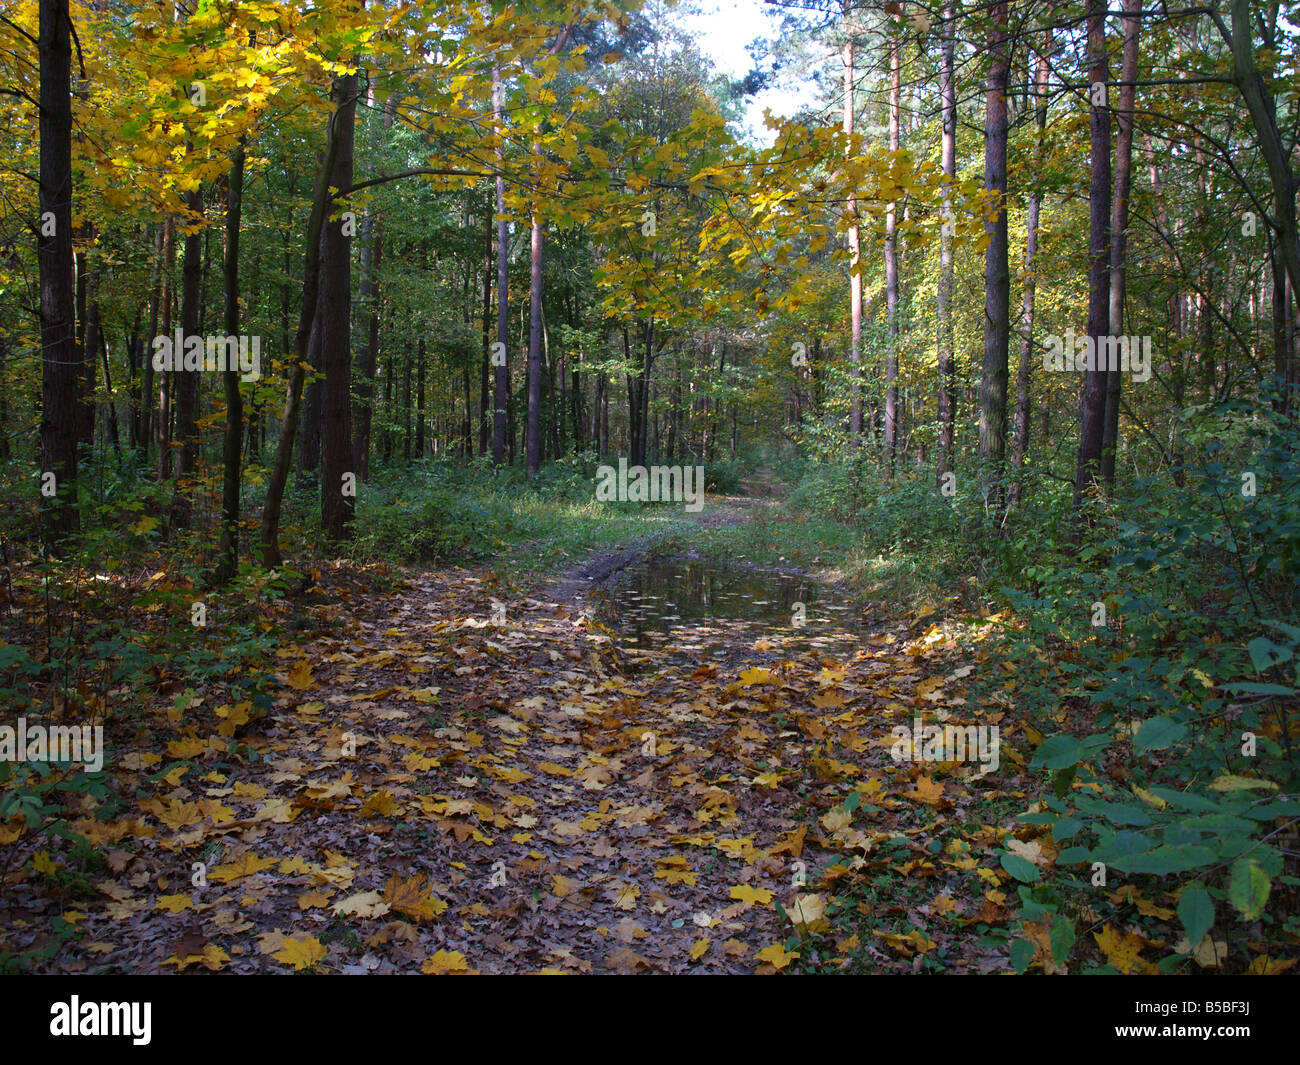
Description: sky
xmin=674 ymin=0 xmax=825 ymax=143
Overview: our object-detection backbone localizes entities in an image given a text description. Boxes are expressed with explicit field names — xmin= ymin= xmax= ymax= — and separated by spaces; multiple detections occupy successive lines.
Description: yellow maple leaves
xmin=382 ymin=873 xmax=447 ymax=922
xmin=273 ymin=935 xmax=327 ymax=971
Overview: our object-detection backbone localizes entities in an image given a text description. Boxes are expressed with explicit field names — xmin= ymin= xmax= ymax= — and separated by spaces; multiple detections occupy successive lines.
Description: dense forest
xmin=0 ymin=0 xmax=1297 ymax=989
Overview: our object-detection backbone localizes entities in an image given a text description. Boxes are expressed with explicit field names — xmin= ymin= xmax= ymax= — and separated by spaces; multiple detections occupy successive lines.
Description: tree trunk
xmin=214 ymin=140 xmax=246 ymax=583
xmin=1101 ymin=0 xmax=1139 ymax=488
xmin=979 ymin=0 xmax=1011 ymax=505
xmin=883 ymin=31 xmax=900 ymax=474
xmin=842 ymin=26 xmax=863 ymax=445
xmin=492 ymin=65 xmax=510 ymax=465
xmin=937 ymin=5 xmax=957 ymax=482
xmin=172 ymin=186 xmax=203 ymax=528
xmin=1075 ymin=0 xmax=1112 ymax=509
xmin=1011 ymin=40 xmax=1050 ymax=504
xmin=260 ymin=79 xmax=346 ymax=567
xmin=38 ymin=0 xmax=78 ymax=545
xmin=526 ymin=212 xmax=544 ymax=475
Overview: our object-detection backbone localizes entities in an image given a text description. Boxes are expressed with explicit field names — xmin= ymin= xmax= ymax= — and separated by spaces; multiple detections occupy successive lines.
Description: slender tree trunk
xmin=526 ymin=212 xmax=544 ymax=475
xmin=1101 ymin=0 xmax=1139 ymax=488
xmin=1011 ymin=40 xmax=1050 ymax=504
xmin=214 ymin=140 xmax=246 ymax=583
xmin=155 ymin=218 xmax=175 ymax=480
xmin=38 ymin=0 xmax=78 ymax=544
xmin=492 ymin=65 xmax=510 ymax=465
xmin=172 ymin=186 xmax=203 ymax=528
xmin=842 ymin=26 xmax=863 ymax=445
xmin=883 ymin=31 xmax=900 ymax=473
xmin=480 ymin=202 xmax=492 ymax=456
xmin=937 ymin=1 xmax=957 ymax=482
xmin=415 ymin=337 xmax=425 ymax=459
xmin=260 ymin=81 xmax=346 ymax=567
xmin=1075 ymin=0 xmax=1112 ymax=509
xmin=979 ymin=1 xmax=1011 ymax=507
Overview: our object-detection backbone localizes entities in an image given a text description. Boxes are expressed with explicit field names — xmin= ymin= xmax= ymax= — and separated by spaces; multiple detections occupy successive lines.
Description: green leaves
xmin=999 ymin=851 xmax=1039 ymax=882
xmin=1133 ymin=715 xmax=1187 ymax=754
xmin=1176 ymin=883 xmax=1213 ymax=945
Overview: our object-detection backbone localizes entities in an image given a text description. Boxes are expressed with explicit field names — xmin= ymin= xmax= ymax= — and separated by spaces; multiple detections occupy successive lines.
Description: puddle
xmin=591 ymin=556 xmax=859 ymax=670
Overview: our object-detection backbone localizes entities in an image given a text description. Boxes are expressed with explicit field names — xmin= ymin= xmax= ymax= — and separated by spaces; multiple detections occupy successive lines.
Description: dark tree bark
xmin=171 ymin=186 xmax=203 ymax=528
xmin=884 ymin=31 xmax=900 ymax=474
xmin=979 ymin=0 xmax=1011 ymax=503
xmin=526 ymin=213 xmax=545 ymax=475
xmin=260 ymin=79 xmax=346 ymax=567
xmin=320 ymin=73 xmax=357 ymax=542
xmin=1011 ymin=39 xmax=1050 ymax=504
xmin=492 ymin=64 xmax=510 ymax=466
xmin=936 ymin=10 xmax=958 ymax=481
xmin=1075 ymin=0 xmax=1112 ymax=509
xmin=214 ymin=140 xmax=246 ymax=583
xmin=155 ymin=218 xmax=175 ymax=480
xmin=1101 ymin=0 xmax=1139 ymax=488
xmin=38 ymin=0 xmax=79 ymax=545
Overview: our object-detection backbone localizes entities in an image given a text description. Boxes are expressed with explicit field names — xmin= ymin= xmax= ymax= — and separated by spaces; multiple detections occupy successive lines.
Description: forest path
xmin=33 ymin=474 xmax=1009 ymax=975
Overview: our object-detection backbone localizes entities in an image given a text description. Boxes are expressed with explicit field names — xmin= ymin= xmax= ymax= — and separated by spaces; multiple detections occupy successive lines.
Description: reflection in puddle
xmin=591 ymin=557 xmax=859 ymax=669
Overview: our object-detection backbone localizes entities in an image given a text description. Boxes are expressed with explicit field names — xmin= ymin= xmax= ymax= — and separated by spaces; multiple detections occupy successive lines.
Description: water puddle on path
xmin=591 ymin=556 xmax=860 ymax=671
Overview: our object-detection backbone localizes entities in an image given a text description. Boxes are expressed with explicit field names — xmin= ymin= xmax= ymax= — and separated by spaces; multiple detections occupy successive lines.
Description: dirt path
xmin=15 ymin=477 xmax=1013 ymax=975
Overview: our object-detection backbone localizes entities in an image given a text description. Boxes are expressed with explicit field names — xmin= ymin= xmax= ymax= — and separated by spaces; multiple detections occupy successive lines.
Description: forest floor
xmin=7 ymin=478 xmax=1045 ymax=975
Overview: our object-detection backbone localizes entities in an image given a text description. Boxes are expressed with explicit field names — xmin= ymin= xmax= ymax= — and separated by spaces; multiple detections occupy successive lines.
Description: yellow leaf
xmin=755 ymin=942 xmax=799 ymax=970
xmin=422 ymin=949 xmax=472 ymax=975
xmin=729 ymin=884 xmax=774 ymax=908
xmin=690 ymin=937 xmax=710 ymax=960
xmin=1208 ymin=774 xmax=1278 ymax=792
xmin=273 ymin=935 xmax=326 ymax=971
xmin=382 ymin=873 xmax=446 ymax=921
xmin=297 ymin=890 xmax=332 ymax=911
xmin=155 ymin=894 xmax=195 ymax=913
xmin=332 ymin=890 xmax=390 ymax=919
xmin=1245 ymin=954 xmax=1298 ymax=975
xmin=33 ymin=851 xmax=56 ymax=876
xmin=787 ymin=893 xmax=826 ymax=929
xmin=1093 ymin=925 xmax=1155 ymax=974
xmin=904 ymin=775 xmax=945 ymax=805
xmin=285 ymin=659 xmax=318 ymax=691
xmin=209 ymin=852 xmax=277 ymax=883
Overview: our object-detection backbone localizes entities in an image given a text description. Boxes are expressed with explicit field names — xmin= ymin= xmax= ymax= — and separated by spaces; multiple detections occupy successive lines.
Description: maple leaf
xmin=155 ymin=894 xmax=195 ymax=913
xmin=1093 ymin=925 xmax=1156 ymax=974
xmin=787 ymin=893 xmax=828 ymax=931
xmin=273 ymin=935 xmax=327 ymax=971
xmin=738 ymin=667 xmax=775 ymax=687
xmin=297 ymin=890 xmax=333 ymax=910
xmin=755 ymin=943 xmax=798 ymax=971
xmin=382 ymin=873 xmax=447 ymax=921
xmin=208 ymin=852 xmax=278 ymax=884
xmin=690 ymin=937 xmax=710 ymax=960
xmin=285 ymin=659 xmax=318 ymax=691
xmin=730 ymin=884 xmax=774 ymax=908
xmin=422 ymin=950 xmax=473 ymax=975
xmin=904 ymin=775 xmax=945 ymax=805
